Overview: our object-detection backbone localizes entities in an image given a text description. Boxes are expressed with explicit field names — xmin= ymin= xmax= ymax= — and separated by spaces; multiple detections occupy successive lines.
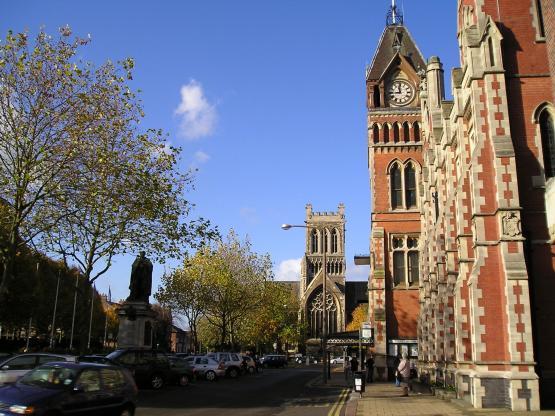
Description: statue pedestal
xmin=117 ymin=301 xmax=156 ymax=349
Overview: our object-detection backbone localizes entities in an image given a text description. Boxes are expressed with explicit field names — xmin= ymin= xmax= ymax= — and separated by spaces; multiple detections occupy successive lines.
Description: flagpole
xmin=69 ymin=274 xmax=79 ymax=351
xmin=87 ymin=285 xmax=94 ymax=350
xmin=49 ymin=270 xmax=61 ymax=349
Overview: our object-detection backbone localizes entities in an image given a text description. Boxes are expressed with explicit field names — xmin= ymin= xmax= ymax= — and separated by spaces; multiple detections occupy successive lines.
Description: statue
xmin=127 ymin=251 xmax=153 ymax=303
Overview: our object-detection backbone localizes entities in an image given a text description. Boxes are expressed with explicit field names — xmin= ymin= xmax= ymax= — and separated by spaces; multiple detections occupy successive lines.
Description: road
xmin=136 ymin=366 xmax=349 ymax=416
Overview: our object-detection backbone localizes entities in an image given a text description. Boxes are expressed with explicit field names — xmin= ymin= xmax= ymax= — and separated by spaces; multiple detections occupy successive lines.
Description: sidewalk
xmin=320 ymin=368 xmax=555 ymax=416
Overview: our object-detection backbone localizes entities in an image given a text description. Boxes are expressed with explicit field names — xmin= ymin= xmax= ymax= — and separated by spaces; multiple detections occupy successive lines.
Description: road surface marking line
xmin=328 ymin=388 xmax=349 ymax=416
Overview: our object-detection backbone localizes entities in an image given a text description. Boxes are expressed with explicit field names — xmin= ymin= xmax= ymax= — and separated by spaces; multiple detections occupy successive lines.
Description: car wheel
xmin=332 ymin=360 xmax=337 ymax=365
xmin=178 ymin=374 xmax=190 ymax=387
xmin=228 ymin=367 xmax=239 ymax=378
xmin=205 ymin=370 xmax=216 ymax=381
xmin=119 ymin=406 xmax=135 ymax=416
xmin=150 ymin=373 xmax=164 ymax=389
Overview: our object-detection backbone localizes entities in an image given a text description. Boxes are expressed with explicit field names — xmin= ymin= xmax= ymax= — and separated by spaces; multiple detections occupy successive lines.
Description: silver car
xmin=188 ymin=356 xmax=225 ymax=381
xmin=0 ymin=353 xmax=77 ymax=385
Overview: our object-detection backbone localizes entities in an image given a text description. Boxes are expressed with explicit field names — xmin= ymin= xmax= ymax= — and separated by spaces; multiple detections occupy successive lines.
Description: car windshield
xmin=19 ymin=366 xmax=77 ymax=389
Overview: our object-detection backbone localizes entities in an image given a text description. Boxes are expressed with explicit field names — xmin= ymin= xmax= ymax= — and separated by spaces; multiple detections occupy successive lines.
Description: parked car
xmin=78 ymin=354 xmax=115 ymax=365
xmin=106 ymin=349 xmax=191 ymax=389
xmin=0 ymin=353 xmax=77 ymax=386
xmin=241 ymin=355 xmax=256 ymax=374
xmin=167 ymin=356 xmax=196 ymax=386
xmin=0 ymin=361 xmax=137 ymax=416
xmin=206 ymin=352 xmax=243 ymax=378
xmin=188 ymin=356 xmax=226 ymax=381
xmin=261 ymin=354 xmax=288 ymax=368
xmin=330 ymin=356 xmax=345 ymax=365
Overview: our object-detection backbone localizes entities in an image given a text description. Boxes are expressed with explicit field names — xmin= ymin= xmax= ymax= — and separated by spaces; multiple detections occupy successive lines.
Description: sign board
xmin=361 ymin=323 xmax=372 ymax=339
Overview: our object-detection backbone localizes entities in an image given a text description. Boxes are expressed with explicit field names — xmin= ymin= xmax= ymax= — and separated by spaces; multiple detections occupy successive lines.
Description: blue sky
xmin=3 ymin=1 xmax=459 ymax=304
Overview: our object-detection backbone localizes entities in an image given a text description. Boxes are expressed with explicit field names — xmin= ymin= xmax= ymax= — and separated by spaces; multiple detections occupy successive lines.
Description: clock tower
xmin=366 ymin=1 xmax=426 ymax=379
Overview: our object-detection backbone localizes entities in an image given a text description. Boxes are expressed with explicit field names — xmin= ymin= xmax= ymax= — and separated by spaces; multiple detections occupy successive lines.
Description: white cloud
xmin=194 ymin=150 xmax=210 ymax=164
xmin=274 ymin=258 xmax=302 ymax=281
xmin=175 ymin=80 xmax=217 ymax=140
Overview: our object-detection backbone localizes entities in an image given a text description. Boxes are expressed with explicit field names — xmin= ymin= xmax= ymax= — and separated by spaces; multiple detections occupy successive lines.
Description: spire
xmin=386 ymin=0 xmax=404 ymax=26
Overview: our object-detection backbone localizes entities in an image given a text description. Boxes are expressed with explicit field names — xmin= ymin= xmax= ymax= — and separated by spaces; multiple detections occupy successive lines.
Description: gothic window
xmin=373 ymin=124 xmax=380 ymax=143
xmin=391 ymin=164 xmax=403 ymax=209
xmin=414 ymin=122 xmax=421 ymax=142
xmin=323 ymin=229 xmax=329 ymax=253
xmin=539 ymin=109 xmax=555 ymax=178
xmin=405 ymin=163 xmax=417 ymax=208
xmin=307 ymin=289 xmax=338 ymax=338
xmin=403 ymin=122 xmax=410 ymax=142
xmin=383 ymin=124 xmax=390 ymax=143
xmin=311 ymin=229 xmax=319 ymax=253
xmin=331 ymin=229 xmax=339 ymax=253
xmin=390 ymin=161 xmax=419 ymax=210
xmin=393 ymin=123 xmax=400 ymax=142
xmin=391 ymin=235 xmax=420 ymax=287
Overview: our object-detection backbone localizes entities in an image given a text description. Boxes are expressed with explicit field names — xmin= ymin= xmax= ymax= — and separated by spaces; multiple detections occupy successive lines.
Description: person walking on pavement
xmin=365 ymin=354 xmax=374 ymax=383
xmin=393 ymin=353 xmax=401 ymax=386
xmin=350 ymin=355 xmax=358 ymax=372
xmin=343 ymin=356 xmax=351 ymax=383
xmin=397 ymin=352 xmax=411 ymax=396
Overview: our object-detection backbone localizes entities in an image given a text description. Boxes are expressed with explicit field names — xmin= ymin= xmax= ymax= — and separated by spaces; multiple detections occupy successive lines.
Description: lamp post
xmin=282 ymin=223 xmax=329 ymax=384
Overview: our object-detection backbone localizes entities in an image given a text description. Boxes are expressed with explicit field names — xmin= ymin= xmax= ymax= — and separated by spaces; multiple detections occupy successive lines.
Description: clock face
xmin=388 ymin=80 xmax=415 ymax=106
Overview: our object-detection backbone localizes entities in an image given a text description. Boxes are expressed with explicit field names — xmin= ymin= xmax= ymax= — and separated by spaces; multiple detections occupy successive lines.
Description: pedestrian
xmin=350 ymin=355 xmax=358 ymax=373
xmin=343 ymin=356 xmax=351 ymax=386
xmin=397 ymin=352 xmax=411 ymax=396
xmin=393 ymin=354 xmax=401 ymax=386
xmin=365 ymin=354 xmax=374 ymax=383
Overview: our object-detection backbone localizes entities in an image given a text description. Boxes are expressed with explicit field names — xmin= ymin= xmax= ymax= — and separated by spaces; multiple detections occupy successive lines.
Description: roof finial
xmin=386 ymin=0 xmax=403 ymax=26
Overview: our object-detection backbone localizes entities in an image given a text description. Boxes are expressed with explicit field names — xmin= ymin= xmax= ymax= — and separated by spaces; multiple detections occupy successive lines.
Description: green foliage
xmin=0 ymin=27 xmax=216 ymax=298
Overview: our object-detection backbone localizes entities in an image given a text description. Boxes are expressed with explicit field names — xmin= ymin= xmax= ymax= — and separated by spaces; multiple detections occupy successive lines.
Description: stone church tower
xmin=300 ymin=203 xmax=346 ymax=340
xmin=366 ymin=2 xmax=424 ymax=379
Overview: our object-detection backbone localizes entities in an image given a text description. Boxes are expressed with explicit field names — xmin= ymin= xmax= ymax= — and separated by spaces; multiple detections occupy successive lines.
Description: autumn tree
xmin=346 ymin=303 xmax=369 ymax=331
xmin=0 ymin=28 xmax=98 ymax=297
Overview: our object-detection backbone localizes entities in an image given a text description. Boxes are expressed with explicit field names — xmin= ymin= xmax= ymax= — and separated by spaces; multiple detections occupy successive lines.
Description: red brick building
xmin=417 ymin=0 xmax=555 ymax=410
xmin=365 ymin=4 xmax=424 ymax=380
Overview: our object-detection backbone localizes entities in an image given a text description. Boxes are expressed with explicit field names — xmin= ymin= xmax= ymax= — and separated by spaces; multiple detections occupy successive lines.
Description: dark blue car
xmin=0 ymin=361 xmax=137 ymax=415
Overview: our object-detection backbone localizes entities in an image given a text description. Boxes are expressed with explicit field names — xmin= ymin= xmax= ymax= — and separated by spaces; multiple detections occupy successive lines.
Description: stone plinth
xmin=117 ymin=301 xmax=156 ymax=349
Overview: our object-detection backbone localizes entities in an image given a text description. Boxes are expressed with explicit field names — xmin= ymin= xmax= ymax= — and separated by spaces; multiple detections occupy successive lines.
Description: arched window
xmin=311 ymin=229 xmax=319 ymax=253
xmin=405 ymin=163 xmax=417 ymax=208
xmin=391 ymin=164 xmax=402 ymax=209
xmin=403 ymin=122 xmax=410 ymax=142
xmin=383 ymin=124 xmax=390 ymax=143
xmin=323 ymin=229 xmax=329 ymax=253
xmin=540 ymin=110 xmax=555 ymax=178
xmin=373 ymin=124 xmax=380 ymax=143
xmin=393 ymin=123 xmax=400 ymax=142
xmin=414 ymin=122 xmax=421 ymax=142
xmin=331 ymin=229 xmax=338 ymax=253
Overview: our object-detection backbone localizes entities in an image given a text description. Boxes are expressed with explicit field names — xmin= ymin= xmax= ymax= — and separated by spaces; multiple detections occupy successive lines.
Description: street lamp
xmin=281 ymin=223 xmax=329 ymax=383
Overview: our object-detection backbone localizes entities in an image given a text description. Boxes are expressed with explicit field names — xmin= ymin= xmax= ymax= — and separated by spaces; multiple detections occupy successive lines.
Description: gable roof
xmin=366 ymin=25 xmax=426 ymax=81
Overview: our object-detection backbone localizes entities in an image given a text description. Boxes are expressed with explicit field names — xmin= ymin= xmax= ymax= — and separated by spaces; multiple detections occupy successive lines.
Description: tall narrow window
xmin=540 ymin=110 xmax=555 ymax=178
xmin=331 ymin=229 xmax=338 ymax=253
xmin=407 ymin=237 xmax=419 ymax=286
xmin=488 ymin=37 xmax=495 ymax=66
xmin=311 ymin=230 xmax=319 ymax=253
xmin=391 ymin=164 xmax=403 ymax=209
xmin=373 ymin=124 xmax=380 ymax=143
xmin=405 ymin=164 xmax=417 ymax=208
xmin=323 ymin=229 xmax=328 ymax=253
xmin=536 ymin=0 xmax=546 ymax=38
xmin=403 ymin=122 xmax=410 ymax=142
xmin=373 ymin=85 xmax=381 ymax=107
xmin=414 ymin=122 xmax=421 ymax=141
xmin=393 ymin=123 xmax=400 ymax=142
xmin=392 ymin=235 xmax=419 ymax=287
xmin=383 ymin=124 xmax=390 ymax=143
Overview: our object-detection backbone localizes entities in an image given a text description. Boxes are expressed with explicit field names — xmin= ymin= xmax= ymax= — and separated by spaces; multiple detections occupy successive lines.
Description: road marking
xmin=327 ymin=388 xmax=349 ymax=416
